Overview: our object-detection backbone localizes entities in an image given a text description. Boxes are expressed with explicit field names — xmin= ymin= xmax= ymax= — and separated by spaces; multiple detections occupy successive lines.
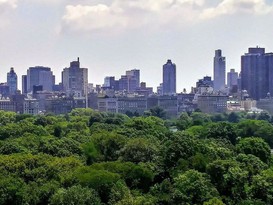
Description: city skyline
xmin=0 ymin=0 xmax=273 ymax=91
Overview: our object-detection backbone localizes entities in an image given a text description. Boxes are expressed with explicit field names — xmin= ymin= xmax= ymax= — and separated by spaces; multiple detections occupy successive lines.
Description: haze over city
xmin=1 ymin=0 xmax=273 ymax=91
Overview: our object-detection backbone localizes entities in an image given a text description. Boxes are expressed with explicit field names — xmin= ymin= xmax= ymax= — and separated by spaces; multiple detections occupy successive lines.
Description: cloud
xmin=0 ymin=0 xmax=17 ymax=28
xmin=201 ymin=0 xmax=273 ymax=19
xmin=61 ymin=0 xmax=205 ymax=33
xmin=61 ymin=0 xmax=273 ymax=33
xmin=0 ymin=0 xmax=17 ymax=11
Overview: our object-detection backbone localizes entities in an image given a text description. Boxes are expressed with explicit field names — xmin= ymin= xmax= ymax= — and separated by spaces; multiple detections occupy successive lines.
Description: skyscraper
xmin=7 ymin=67 xmax=17 ymax=95
xmin=22 ymin=75 xmax=27 ymax=95
xmin=62 ymin=58 xmax=88 ymax=97
xmin=227 ymin=69 xmax=238 ymax=88
xmin=163 ymin=59 xmax=176 ymax=95
xmin=213 ymin=49 xmax=226 ymax=91
xmin=241 ymin=47 xmax=273 ymax=100
xmin=26 ymin=66 xmax=55 ymax=93
xmin=117 ymin=69 xmax=140 ymax=93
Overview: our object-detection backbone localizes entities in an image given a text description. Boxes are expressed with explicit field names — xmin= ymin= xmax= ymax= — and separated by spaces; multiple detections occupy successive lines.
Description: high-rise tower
xmin=213 ymin=49 xmax=226 ymax=91
xmin=163 ymin=59 xmax=176 ymax=95
xmin=26 ymin=66 xmax=55 ymax=93
xmin=62 ymin=58 xmax=88 ymax=97
xmin=241 ymin=47 xmax=273 ymax=100
xmin=7 ymin=67 xmax=17 ymax=95
xmin=227 ymin=69 xmax=238 ymax=88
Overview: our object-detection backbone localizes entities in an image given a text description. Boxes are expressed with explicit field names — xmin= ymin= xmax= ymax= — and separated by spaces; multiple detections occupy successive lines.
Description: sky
xmin=1 ymin=0 xmax=273 ymax=92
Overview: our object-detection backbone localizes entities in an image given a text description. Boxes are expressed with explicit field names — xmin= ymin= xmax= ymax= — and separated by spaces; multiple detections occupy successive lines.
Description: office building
xmin=126 ymin=69 xmax=140 ymax=88
xmin=26 ymin=66 xmax=55 ymax=93
xmin=213 ymin=49 xmax=226 ymax=91
xmin=197 ymin=94 xmax=228 ymax=114
xmin=241 ymin=47 xmax=273 ymax=100
xmin=163 ymin=59 xmax=176 ymax=95
xmin=7 ymin=67 xmax=17 ymax=95
xmin=227 ymin=69 xmax=238 ymax=88
xmin=62 ymin=58 xmax=88 ymax=97
xmin=0 ymin=83 xmax=9 ymax=97
xmin=22 ymin=75 xmax=27 ymax=94
xmin=102 ymin=76 xmax=116 ymax=90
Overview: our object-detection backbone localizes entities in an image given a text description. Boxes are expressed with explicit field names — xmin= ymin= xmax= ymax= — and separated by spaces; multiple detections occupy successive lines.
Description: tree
xmin=204 ymin=198 xmax=225 ymax=205
xmin=91 ymin=131 xmax=127 ymax=162
xmin=49 ymin=185 xmax=101 ymax=205
xmin=149 ymin=106 xmax=166 ymax=119
xmin=163 ymin=132 xmax=197 ymax=168
xmin=176 ymin=112 xmax=192 ymax=130
xmin=257 ymin=111 xmax=271 ymax=122
xmin=172 ymin=170 xmax=219 ymax=204
xmin=191 ymin=112 xmax=211 ymax=126
xmin=204 ymin=122 xmax=238 ymax=145
xmin=120 ymin=138 xmax=159 ymax=164
xmin=228 ymin=112 xmax=241 ymax=123
xmin=206 ymin=160 xmax=248 ymax=203
xmin=236 ymin=137 xmax=271 ymax=164
xmin=76 ymin=169 xmax=120 ymax=203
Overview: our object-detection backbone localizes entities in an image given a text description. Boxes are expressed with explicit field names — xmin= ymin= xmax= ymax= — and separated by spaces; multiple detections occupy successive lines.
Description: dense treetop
xmin=0 ymin=109 xmax=273 ymax=205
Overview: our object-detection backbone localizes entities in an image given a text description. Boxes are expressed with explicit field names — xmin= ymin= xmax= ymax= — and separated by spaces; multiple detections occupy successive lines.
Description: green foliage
xmin=176 ymin=112 xmax=192 ymax=130
xmin=149 ymin=106 xmax=166 ymax=119
xmin=0 ymin=109 xmax=272 ymax=204
xmin=203 ymin=197 xmax=225 ymax=205
xmin=204 ymin=122 xmax=238 ymax=144
xmin=236 ymin=137 xmax=271 ymax=164
xmin=172 ymin=170 xmax=219 ymax=204
xmin=163 ymin=132 xmax=197 ymax=168
xmin=120 ymin=138 xmax=159 ymax=164
xmin=191 ymin=112 xmax=212 ymax=126
xmin=49 ymin=185 xmax=101 ymax=205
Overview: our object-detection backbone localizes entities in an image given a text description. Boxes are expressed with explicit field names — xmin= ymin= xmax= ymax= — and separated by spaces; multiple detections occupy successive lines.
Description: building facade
xmin=197 ymin=94 xmax=228 ymax=114
xmin=62 ymin=58 xmax=88 ymax=97
xmin=163 ymin=59 xmax=176 ymax=95
xmin=227 ymin=69 xmax=238 ymax=88
xmin=213 ymin=49 xmax=226 ymax=91
xmin=7 ymin=67 xmax=17 ymax=95
xmin=241 ymin=47 xmax=273 ymax=100
xmin=26 ymin=66 xmax=55 ymax=93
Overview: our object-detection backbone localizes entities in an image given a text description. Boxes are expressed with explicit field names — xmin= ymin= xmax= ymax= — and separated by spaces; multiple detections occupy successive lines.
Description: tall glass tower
xmin=7 ymin=67 xmax=17 ymax=95
xmin=163 ymin=59 xmax=176 ymax=95
xmin=213 ymin=49 xmax=226 ymax=91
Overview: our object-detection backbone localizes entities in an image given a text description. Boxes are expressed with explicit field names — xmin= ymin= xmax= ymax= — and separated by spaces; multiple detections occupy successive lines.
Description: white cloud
xmin=62 ymin=0 xmax=205 ymax=33
xmin=61 ymin=0 xmax=273 ymax=33
xmin=62 ymin=4 xmax=128 ymax=32
xmin=201 ymin=0 xmax=273 ymax=19
xmin=0 ymin=0 xmax=17 ymax=11
xmin=0 ymin=0 xmax=17 ymax=29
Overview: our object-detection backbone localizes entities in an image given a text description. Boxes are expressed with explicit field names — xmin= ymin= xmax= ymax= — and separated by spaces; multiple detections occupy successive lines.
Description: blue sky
xmin=1 ymin=0 xmax=273 ymax=92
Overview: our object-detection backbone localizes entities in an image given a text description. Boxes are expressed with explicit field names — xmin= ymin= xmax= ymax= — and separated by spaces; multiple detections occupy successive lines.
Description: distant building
xmin=7 ymin=67 xmax=17 ymax=95
xmin=62 ymin=58 xmax=88 ymax=97
xmin=118 ymin=69 xmax=140 ymax=93
xmin=241 ymin=47 xmax=273 ymax=100
xmin=26 ymin=66 xmax=55 ymax=93
xmin=197 ymin=94 xmax=228 ymax=114
xmin=135 ymin=82 xmax=153 ymax=97
xmin=22 ymin=75 xmax=28 ymax=94
xmin=227 ymin=69 xmax=238 ymax=88
xmin=0 ymin=97 xmax=16 ymax=112
xmin=102 ymin=76 xmax=116 ymax=90
xmin=213 ymin=50 xmax=226 ymax=91
xmin=163 ymin=60 xmax=176 ymax=95
xmin=196 ymin=76 xmax=213 ymax=89
xmin=24 ymin=98 xmax=39 ymax=115
xmin=158 ymin=95 xmax=178 ymax=118
xmin=0 ymin=83 xmax=10 ymax=97
xmin=126 ymin=69 xmax=140 ymax=89
xmin=177 ymin=93 xmax=196 ymax=113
